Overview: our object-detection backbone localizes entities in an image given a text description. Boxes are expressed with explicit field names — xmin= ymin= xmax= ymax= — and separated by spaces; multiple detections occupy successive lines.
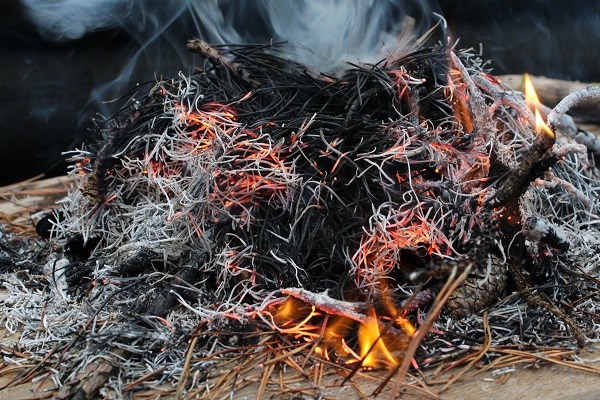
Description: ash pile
xmin=2 ymin=37 xmax=600 ymax=397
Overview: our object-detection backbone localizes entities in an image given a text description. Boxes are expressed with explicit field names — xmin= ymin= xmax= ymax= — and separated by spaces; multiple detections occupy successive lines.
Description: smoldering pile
xmin=1 ymin=38 xmax=600 ymax=397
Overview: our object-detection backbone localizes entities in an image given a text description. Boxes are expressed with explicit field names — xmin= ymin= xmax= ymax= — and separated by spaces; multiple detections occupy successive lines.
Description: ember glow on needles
xmin=1 ymin=35 xmax=600 ymax=398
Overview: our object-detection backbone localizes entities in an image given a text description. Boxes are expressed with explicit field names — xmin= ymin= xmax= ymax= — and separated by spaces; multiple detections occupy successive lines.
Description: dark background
xmin=1 ymin=0 xmax=599 ymax=185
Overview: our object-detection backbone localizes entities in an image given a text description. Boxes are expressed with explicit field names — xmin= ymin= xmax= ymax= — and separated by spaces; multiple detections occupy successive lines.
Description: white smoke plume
xmin=20 ymin=0 xmax=441 ymax=72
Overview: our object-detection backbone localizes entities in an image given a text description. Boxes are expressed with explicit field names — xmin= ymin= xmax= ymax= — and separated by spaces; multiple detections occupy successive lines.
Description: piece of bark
xmin=55 ymin=350 xmax=125 ymax=400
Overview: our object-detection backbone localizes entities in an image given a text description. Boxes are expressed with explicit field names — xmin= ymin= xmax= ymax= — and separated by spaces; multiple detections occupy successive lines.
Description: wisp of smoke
xmin=20 ymin=0 xmax=441 ymax=73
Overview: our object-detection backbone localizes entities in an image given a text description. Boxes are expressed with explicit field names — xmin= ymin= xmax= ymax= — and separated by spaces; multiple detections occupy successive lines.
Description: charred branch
xmin=487 ymin=132 xmax=556 ymax=207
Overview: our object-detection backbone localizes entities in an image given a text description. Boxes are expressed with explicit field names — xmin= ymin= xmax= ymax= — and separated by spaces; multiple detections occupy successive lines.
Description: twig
xmin=374 ymin=263 xmax=472 ymax=397
xmin=176 ymin=335 xmax=199 ymax=398
xmin=547 ymin=86 xmax=600 ymax=130
xmin=440 ymin=312 xmax=491 ymax=392
xmin=487 ymin=126 xmax=556 ymax=207
xmin=449 ymin=52 xmax=497 ymax=143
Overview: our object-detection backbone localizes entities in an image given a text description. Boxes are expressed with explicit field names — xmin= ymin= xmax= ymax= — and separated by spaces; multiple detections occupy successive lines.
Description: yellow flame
xmin=523 ymin=73 xmax=541 ymax=105
xmin=358 ymin=312 xmax=397 ymax=368
xmin=323 ymin=317 xmax=353 ymax=356
xmin=535 ymin=109 xmax=554 ymax=138
xmin=270 ymin=295 xmax=415 ymax=368
xmin=396 ymin=316 xmax=417 ymax=336
xmin=523 ymin=73 xmax=555 ymax=138
xmin=380 ymin=281 xmax=417 ymax=337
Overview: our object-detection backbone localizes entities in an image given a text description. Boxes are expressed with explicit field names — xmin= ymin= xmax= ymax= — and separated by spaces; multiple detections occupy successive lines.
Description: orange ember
xmin=447 ymin=71 xmax=474 ymax=133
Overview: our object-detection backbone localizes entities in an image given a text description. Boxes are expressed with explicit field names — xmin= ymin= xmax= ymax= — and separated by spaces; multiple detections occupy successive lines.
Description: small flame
xmin=380 ymin=283 xmax=416 ymax=337
xmin=396 ymin=316 xmax=417 ymax=336
xmin=322 ymin=317 xmax=353 ymax=357
xmin=358 ymin=310 xmax=397 ymax=368
xmin=275 ymin=298 xmax=296 ymax=320
xmin=523 ymin=74 xmax=555 ymax=138
xmin=523 ymin=73 xmax=541 ymax=105
xmin=534 ymin=109 xmax=554 ymax=138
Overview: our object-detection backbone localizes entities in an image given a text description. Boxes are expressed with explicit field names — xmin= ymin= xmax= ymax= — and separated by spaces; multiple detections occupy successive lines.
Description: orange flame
xmin=396 ymin=315 xmax=417 ymax=336
xmin=269 ymin=293 xmax=416 ymax=369
xmin=358 ymin=310 xmax=397 ymax=368
xmin=322 ymin=317 xmax=353 ymax=357
xmin=523 ymin=74 xmax=555 ymax=138
xmin=275 ymin=297 xmax=296 ymax=320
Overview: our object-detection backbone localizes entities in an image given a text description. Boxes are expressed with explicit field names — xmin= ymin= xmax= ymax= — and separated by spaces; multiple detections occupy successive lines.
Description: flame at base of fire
xmin=268 ymin=298 xmax=415 ymax=369
xmin=359 ymin=312 xmax=398 ymax=368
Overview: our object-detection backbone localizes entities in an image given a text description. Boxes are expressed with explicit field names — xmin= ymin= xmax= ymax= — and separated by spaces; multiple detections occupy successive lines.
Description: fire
xmin=380 ymin=282 xmax=417 ymax=337
xmin=322 ymin=317 xmax=353 ymax=358
xmin=395 ymin=315 xmax=417 ymax=336
xmin=268 ymin=294 xmax=415 ymax=369
xmin=358 ymin=311 xmax=398 ymax=368
xmin=523 ymin=74 xmax=555 ymax=138
xmin=275 ymin=297 xmax=296 ymax=320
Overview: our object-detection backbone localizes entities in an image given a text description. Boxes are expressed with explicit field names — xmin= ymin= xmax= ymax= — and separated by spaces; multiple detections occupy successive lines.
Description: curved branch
xmin=547 ymin=86 xmax=600 ymax=130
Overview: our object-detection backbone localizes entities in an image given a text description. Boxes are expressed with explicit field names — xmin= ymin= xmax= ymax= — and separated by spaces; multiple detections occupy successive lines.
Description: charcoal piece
xmin=524 ymin=216 xmax=570 ymax=253
xmin=65 ymin=235 xmax=100 ymax=262
xmin=0 ymin=232 xmax=41 ymax=273
xmin=65 ymin=260 xmax=95 ymax=290
xmin=114 ymin=246 xmax=165 ymax=277
xmin=35 ymin=211 xmax=63 ymax=239
xmin=140 ymin=265 xmax=202 ymax=317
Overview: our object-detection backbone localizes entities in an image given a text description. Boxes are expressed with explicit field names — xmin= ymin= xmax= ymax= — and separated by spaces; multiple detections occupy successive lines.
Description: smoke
xmin=191 ymin=0 xmax=442 ymax=72
xmin=20 ymin=0 xmax=133 ymax=41
xmin=20 ymin=0 xmax=442 ymax=72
